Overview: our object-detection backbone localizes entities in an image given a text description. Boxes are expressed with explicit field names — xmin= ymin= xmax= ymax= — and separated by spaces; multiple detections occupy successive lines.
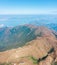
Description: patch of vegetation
xmin=0 ymin=26 xmax=37 ymax=52
xmin=28 ymin=56 xmax=38 ymax=64
xmin=0 ymin=62 xmax=12 ymax=65
xmin=53 ymin=62 xmax=57 ymax=65
xmin=20 ymin=55 xmax=48 ymax=64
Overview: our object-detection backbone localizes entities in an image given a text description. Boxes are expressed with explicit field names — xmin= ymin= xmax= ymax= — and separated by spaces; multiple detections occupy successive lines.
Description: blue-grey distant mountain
xmin=0 ymin=15 xmax=57 ymax=26
xmin=45 ymin=23 xmax=57 ymax=31
xmin=29 ymin=21 xmax=57 ymax=31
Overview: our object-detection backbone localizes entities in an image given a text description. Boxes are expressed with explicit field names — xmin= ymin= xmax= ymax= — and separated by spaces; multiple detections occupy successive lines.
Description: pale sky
xmin=0 ymin=0 xmax=57 ymax=14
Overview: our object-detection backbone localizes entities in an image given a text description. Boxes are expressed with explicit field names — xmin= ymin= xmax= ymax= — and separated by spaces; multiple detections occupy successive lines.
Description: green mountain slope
xmin=0 ymin=25 xmax=55 ymax=51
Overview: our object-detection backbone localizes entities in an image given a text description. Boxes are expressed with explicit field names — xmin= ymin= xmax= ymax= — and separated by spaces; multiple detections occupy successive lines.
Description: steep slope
xmin=0 ymin=25 xmax=55 ymax=51
xmin=0 ymin=36 xmax=57 ymax=65
xmin=0 ymin=37 xmax=54 ymax=64
xmin=0 ymin=25 xmax=36 ymax=51
xmin=0 ymin=26 xmax=57 ymax=65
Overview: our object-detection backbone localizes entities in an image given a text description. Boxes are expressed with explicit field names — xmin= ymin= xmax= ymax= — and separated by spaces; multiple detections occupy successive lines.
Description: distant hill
xmin=45 ymin=23 xmax=57 ymax=31
xmin=29 ymin=21 xmax=57 ymax=31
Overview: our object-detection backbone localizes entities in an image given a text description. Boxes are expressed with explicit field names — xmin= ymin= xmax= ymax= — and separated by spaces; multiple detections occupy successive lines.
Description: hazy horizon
xmin=0 ymin=15 xmax=57 ymax=27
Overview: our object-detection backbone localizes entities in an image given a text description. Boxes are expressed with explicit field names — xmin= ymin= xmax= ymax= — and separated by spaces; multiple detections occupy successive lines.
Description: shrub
xmin=0 ymin=62 xmax=12 ymax=65
xmin=28 ymin=56 xmax=38 ymax=64
xmin=53 ymin=62 xmax=57 ymax=65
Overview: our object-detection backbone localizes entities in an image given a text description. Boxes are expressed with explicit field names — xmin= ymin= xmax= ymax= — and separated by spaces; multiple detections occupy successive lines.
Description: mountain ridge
xmin=0 ymin=25 xmax=57 ymax=65
xmin=0 ymin=24 xmax=56 ymax=51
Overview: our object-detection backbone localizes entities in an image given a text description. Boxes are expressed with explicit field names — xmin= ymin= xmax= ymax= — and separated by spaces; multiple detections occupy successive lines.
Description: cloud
xmin=0 ymin=24 xmax=5 ymax=28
